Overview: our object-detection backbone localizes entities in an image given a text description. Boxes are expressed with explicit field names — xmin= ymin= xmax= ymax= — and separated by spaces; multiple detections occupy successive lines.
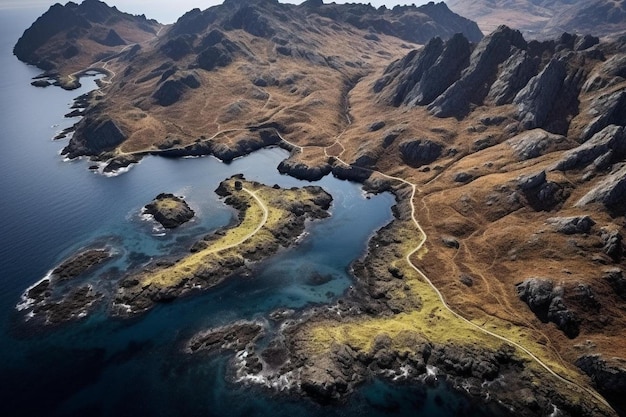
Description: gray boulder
xmin=546 ymin=216 xmax=595 ymax=234
xmin=603 ymin=268 xmax=626 ymax=299
xmin=602 ymin=229 xmax=623 ymax=262
xmin=507 ymin=129 xmax=571 ymax=161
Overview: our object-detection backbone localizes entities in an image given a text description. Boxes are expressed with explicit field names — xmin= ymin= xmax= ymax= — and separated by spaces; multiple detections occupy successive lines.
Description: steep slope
xmin=370 ymin=25 xmax=626 ymax=415
xmin=446 ymin=0 xmax=626 ymax=39
xmin=17 ymin=0 xmax=482 ymax=167
xmin=14 ymin=0 xmax=161 ymax=86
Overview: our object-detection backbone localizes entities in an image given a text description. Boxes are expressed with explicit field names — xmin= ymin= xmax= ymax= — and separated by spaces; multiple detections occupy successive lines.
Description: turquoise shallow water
xmin=0 ymin=8 xmax=503 ymax=417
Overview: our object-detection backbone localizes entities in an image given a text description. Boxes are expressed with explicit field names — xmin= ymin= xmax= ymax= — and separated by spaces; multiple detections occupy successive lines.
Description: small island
xmin=144 ymin=193 xmax=195 ymax=229
xmin=115 ymin=176 xmax=332 ymax=315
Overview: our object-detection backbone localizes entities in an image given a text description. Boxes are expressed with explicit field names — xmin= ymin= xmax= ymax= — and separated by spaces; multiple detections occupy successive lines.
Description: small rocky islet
xmin=143 ymin=193 xmax=195 ymax=229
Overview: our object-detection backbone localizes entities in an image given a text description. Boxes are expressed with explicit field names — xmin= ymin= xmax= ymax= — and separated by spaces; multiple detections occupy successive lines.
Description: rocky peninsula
xmin=113 ymin=176 xmax=332 ymax=316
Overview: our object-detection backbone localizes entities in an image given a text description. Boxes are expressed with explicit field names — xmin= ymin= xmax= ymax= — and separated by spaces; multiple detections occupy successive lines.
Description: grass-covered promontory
xmin=114 ymin=176 xmax=332 ymax=315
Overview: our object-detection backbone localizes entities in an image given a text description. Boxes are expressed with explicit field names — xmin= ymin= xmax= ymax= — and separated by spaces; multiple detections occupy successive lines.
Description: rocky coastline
xmin=113 ymin=176 xmax=332 ymax=316
xmin=17 ymin=248 xmax=114 ymax=324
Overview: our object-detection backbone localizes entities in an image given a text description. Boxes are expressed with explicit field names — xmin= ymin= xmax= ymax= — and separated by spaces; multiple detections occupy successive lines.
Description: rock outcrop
xmin=516 ymin=278 xmax=581 ymax=338
xmin=429 ymin=26 xmax=527 ymax=118
xmin=399 ymin=139 xmax=443 ymax=168
xmin=278 ymin=158 xmax=332 ymax=181
xmin=144 ymin=193 xmax=195 ymax=229
xmin=545 ymin=216 xmax=595 ymax=235
xmin=576 ymin=355 xmax=626 ymax=416
xmin=152 ymin=72 xmax=201 ymax=106
xmin=63 ymin=117 xmax=127 ymax=158
xmin=507 ymin=129 xmax=572 ymax=161
xmin=576 ymin=163 xmax=626 ymax=209
xmin=554 ymin=125 xmax=626 ymax=172
xmin=13 ymin=0 xmax=157 ymax=71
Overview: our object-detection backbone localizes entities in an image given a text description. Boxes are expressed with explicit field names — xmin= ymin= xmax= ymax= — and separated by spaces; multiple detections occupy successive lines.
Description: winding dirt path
xmin=274 ymin=124 xmax=613 ymax=412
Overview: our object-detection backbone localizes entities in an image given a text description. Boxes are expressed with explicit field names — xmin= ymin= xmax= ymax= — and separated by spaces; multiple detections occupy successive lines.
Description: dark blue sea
xmin=0 ymin=7 xmax=501 ymax=417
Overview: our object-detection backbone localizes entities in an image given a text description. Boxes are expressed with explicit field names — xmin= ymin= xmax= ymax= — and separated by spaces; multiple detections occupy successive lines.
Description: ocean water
xmin=0 ymin=8 xmax=501 ymax=417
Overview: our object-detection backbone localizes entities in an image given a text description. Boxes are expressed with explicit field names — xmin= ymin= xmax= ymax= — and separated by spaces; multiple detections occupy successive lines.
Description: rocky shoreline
xmin=17 ymin=248 xmax=114 ymax=324
xmin=113 ymin=176 xmax=332 ymax=316
xmin=182 ymin=182 xmax=615 ymax=417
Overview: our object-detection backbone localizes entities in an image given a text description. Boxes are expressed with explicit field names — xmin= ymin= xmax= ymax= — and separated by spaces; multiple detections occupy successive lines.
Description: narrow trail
xmin=275 ymin=100 xmax=613 ymax=412
xmin=334 ymin=153 xmax=614 ymax=412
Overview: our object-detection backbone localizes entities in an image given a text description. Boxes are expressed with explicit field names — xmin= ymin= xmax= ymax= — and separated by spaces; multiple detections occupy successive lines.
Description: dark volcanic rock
xmin=602 ymin=229 xmax=624 ymax=262
xmin=94 ymin=29 xmax=126 ymax=47
xmin=228 ymin=5 xmax=275 ymax=38
xmin=604 ymin=268 xmax=626 ymax=299
xmin=399 ymin=139 xmax=443 ymax=168
xmin=331 ymin=163 xmax=372 ymax=183
xmin=576 ymin=355 xmax=626 ymax=416
xmin=153 ymin=71 xmax=200 ymax=106
xmin=516 ymin=170 xmax=568 ymax=211
xmin=278 ymin=158 xmax=332 ymax=181
xmin=52 ymin=249 xmax=113 ymax=281
xmin=188 ymin=321 xmax=264 ymax=353
xmin=197 ymin=44 xmax=233 ymax=71
xmin=160 ymin=35 xmax=194 ymax=60
xmin=13 ymin=0 xmax=154 ymax=70
xmin=516 ymin=278 xmax=580 ymax=338
xmin=144 ymin=193 xmax=195 ymax=229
